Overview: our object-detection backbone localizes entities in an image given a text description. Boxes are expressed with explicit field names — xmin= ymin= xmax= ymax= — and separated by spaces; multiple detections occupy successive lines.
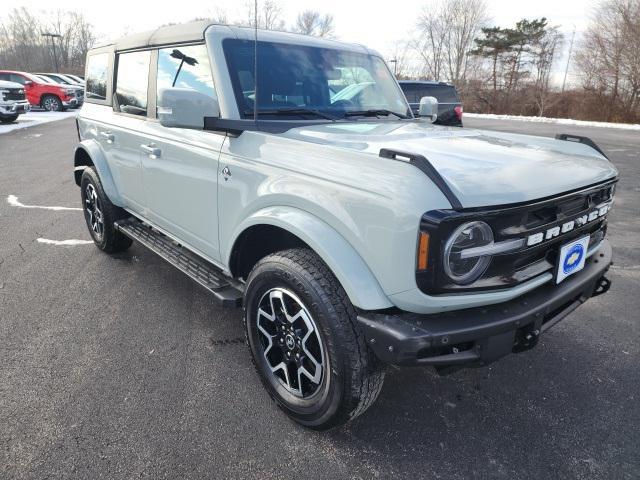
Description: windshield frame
xmin=222 ymin=38 xmax=413 ymax=123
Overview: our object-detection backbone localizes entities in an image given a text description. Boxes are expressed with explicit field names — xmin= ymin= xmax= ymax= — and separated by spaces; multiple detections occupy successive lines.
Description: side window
xmin=10 ymin=74 xmax=26 ymax=85
xmin=115 ymin=50 xmax=150 ymax=116
xmin=86 ymin=53 xmax=109 ymax=101
xmin=156 ymin=44 xmax=215 ymax=116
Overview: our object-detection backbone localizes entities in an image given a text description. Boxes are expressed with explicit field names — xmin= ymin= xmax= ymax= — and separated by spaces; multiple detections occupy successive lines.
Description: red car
xmin=0 ymin=70 xmax=78 ymax=111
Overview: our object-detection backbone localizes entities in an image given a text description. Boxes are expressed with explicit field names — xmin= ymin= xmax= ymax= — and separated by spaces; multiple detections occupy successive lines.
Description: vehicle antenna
xmin=253 ymin=0 xmax=259 ymax=126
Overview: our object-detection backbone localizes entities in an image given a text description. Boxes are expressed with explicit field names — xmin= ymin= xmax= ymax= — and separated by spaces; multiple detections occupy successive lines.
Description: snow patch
xmin=0 ymin=110 xmax=77 ymax=135
xmin=37 ymin=238 xmax=93 ymax=246
xmin=466 ymin=113 xmax=640 ymax=131
xmin=7 ymin=195 xmax=82 ymax=211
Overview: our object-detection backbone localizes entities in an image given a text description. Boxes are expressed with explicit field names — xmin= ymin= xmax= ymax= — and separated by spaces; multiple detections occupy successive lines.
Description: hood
xmin=282 ymin=120 xmax=618 ymax=208
xmin=0 ymin=80 xmax=23 ymax=89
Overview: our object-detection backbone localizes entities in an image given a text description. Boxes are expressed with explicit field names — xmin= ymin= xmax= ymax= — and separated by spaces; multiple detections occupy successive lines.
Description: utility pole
xmin=561 ymin=26 xmax=576 ymax=93
xmin=389 ymin=59 xmax=398 ymax=77
xmin=42 ymin=32 xmax=62 ymax=73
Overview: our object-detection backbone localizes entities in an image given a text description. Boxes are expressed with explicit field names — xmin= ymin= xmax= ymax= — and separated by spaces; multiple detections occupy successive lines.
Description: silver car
xmin=73 ymin=21 xmax=618 ymax=429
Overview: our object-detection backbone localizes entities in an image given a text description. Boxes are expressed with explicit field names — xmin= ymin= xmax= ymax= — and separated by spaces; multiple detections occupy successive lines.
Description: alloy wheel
xmin=43 ymin=97 xmax=60 ymax=111
xmin=256 ymin=288 xmax=325 ymax=398
xmin=84 ymin=183 xmax=104 ymax=238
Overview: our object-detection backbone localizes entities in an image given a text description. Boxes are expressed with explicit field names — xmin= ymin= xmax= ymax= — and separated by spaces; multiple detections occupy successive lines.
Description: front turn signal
xmin=417 ymin=232 xmax=430 ymax=271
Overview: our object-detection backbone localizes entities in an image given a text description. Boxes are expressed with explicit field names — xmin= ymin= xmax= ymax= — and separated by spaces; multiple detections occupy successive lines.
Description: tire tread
xmin=81 ymin=167 xmax=132 ymax=254
xmin=245 ymin=248 xmax=385 ymax=429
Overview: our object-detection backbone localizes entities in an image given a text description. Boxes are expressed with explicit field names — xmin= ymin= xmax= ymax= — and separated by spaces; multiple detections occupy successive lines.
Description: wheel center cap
xmin=285 ymin=334 xmax=296 ymax=350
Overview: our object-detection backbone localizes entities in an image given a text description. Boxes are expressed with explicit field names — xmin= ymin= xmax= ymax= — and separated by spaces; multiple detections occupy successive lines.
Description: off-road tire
xmin=41 ymin=94 xmax=63 ymax=112
xmin=80 ymin=167 xmax=132 ymax=253
xmin=244 ymin=248 xmax=385 ymax=430
xmin=0 ymin=115 xmax=19 ymax=124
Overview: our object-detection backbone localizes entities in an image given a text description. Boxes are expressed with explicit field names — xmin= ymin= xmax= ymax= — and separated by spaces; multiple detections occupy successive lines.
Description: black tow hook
xmin=513 ymin=324 xmax=541 ymax=353
xmin=592 ymin=276 xmax=612 ymax=297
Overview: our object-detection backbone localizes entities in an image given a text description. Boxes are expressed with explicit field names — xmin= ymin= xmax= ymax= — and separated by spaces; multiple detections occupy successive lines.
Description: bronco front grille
xmin=417 ymin=179 xmax=617 ymax=294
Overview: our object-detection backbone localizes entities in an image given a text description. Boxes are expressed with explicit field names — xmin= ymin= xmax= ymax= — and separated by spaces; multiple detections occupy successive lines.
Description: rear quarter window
xmin=86 ymin=52 xmax=110 ymax=102
xmin=114 ymin=50 xmax=150 ymax=116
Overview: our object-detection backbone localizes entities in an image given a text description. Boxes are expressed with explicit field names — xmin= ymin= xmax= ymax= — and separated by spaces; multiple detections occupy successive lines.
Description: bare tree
xmin=387 ymin=40 xmax=417 ymax=79
xmin=46 ymin=11 xmax=96 ymax=72
xmin=243 ymin=0 xmax=285 ymax=30
xmin=531 ymin=25 xmax=563 ymax=115
xmin=443 ymin=0 xmax=489 ymax=83
xmin=0 ymin=7 xmax=96 ymax=73
xmin=203 ymin=7 xmax=230 ymax=24
xmin=413 ymin=0 xmax=488 ymax=82
xmin=294 ymin=10 xmax=335 ymax=38
xmin=412 ymin=4 xmax=448 ymax=80
xmin=0 ymin=7 xmax=46 ymax=72
xmin=576 ymin=0 xmax=640 ymax=121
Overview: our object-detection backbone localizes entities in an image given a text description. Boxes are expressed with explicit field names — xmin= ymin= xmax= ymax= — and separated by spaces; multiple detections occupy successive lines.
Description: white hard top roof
xmin=94 ymin=21 xmax=376 ymax=56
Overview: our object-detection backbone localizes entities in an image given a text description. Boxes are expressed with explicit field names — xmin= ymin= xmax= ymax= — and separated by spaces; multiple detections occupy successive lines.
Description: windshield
xmin=57 ymin=75 xmax=77 ymax=84
xmin=46 ymin=75 xmax=69 ymax=84
xmin=35 ymin=75 xmax=56 ymax=84
xmin=223 ymin=39 xmax=410 ymax=120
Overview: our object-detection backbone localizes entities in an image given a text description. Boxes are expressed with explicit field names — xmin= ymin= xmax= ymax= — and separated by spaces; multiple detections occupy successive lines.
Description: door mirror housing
xmin=23 ymin=80 xmax=33 ymax=87
xmin=158 ymin=88 xmax=220 ymax=130
xmin=418 ymin=96 xmax=438 ymax=123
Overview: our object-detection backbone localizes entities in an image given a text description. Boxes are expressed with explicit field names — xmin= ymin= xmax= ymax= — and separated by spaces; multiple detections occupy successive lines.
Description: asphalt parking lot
xmin=1 ymin=117 xmax=638 ymax=479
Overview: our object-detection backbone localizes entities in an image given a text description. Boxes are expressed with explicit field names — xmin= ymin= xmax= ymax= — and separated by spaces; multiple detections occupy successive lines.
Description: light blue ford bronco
xmin=74 ymin=21 xmax=618 ymax=429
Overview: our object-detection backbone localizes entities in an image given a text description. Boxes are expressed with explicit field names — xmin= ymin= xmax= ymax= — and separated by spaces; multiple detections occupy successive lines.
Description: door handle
xmin=141 ymin=144 xmax=161 ymax=159
xmin=100 ymin=131 xmax=114 ymax=143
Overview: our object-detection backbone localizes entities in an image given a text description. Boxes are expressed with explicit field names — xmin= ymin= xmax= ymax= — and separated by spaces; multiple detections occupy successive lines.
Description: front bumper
xmin=63 ymin=98 xmax=78 ymax=107
xmin=0 ymin=101 xmax=30 ymax=116
xmin=357 ymin=240 xmax=613 ymax=370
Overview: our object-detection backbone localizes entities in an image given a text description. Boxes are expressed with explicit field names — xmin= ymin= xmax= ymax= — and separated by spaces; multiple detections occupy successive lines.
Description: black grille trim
xmin=417 ymin=178 xmax=617 ymax=294
xmin=3 ymin=88 xmax=25 ymax=101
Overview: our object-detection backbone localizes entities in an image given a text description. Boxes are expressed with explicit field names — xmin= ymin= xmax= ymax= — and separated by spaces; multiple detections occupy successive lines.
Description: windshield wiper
xmin=245 ymin=108 xmax=338 ymax=121
xmin=343 ymin=109 xmax=408 ymax=119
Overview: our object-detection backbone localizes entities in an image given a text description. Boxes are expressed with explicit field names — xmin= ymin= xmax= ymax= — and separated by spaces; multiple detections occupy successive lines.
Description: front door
xmin=138 ymin=44 xmax=224 ymax=262
xmin=140 ymin=124 xmax=224 ymax=261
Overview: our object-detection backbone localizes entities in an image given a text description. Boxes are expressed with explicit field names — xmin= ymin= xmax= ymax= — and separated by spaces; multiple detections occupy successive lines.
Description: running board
xmin=115 ymin=218 xmax=243 ymax=307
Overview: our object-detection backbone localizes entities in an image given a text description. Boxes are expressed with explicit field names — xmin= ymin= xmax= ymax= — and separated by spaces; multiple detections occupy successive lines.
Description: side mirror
xmin=418 ymin=96 xmax=438 ymax=123
xmin=24 ymin=80 xmax=33 ymax=87
xmin=158 ymin=88 xmax=220 ymax=130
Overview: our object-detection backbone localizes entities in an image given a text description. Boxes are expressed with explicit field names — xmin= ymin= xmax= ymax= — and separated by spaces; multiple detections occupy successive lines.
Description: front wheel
xmin=41 ymin=95 xmax=62 ymax=112
xmin=0 ymin=115 xmax=19 ymax=124
xmin=244 ymin=248 xmax=385 ymax=430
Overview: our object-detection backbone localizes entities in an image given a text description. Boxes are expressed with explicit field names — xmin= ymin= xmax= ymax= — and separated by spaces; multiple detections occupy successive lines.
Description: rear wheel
xmin=41 ymin=95 xmax=63 ymax=112
xmin=80 ymin=167 xmax=132 ymax=253
xmin=244 ymin=248 xmax=385 ymax=430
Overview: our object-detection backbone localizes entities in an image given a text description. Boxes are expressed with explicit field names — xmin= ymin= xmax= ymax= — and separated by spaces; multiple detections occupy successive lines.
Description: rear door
xmin=105 ymin=49 xmax=153 ymax=213
xmin=137 ymin=44 xmax=224 ymax=262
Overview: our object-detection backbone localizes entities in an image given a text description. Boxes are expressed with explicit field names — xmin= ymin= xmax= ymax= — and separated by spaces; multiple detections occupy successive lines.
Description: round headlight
xmin=443 ymin=221 xmax=493 ymax=284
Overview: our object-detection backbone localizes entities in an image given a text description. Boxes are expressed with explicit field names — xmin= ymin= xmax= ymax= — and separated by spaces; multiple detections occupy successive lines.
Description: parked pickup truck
xmin=74 ymin=22 xmax=617 ymax=430
xmin=35 ymin=73 xmax=85 ymax=107
xmin=399 ymin=80 xmax=463 ymax=127
xmin=0 ymin=70 xmax=77 ymax=111
xmin=0 ymin=79 xmax=30 ymax=123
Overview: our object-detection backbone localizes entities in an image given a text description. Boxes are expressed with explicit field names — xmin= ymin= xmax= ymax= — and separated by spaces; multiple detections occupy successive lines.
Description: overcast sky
xmin=10 ymin=0 xmax=597 ymax=83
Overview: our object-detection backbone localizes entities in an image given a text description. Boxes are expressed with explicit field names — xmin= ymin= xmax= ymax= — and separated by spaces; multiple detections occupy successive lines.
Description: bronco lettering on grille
xmin=526 ymin=203 xmax=611 ymax=247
